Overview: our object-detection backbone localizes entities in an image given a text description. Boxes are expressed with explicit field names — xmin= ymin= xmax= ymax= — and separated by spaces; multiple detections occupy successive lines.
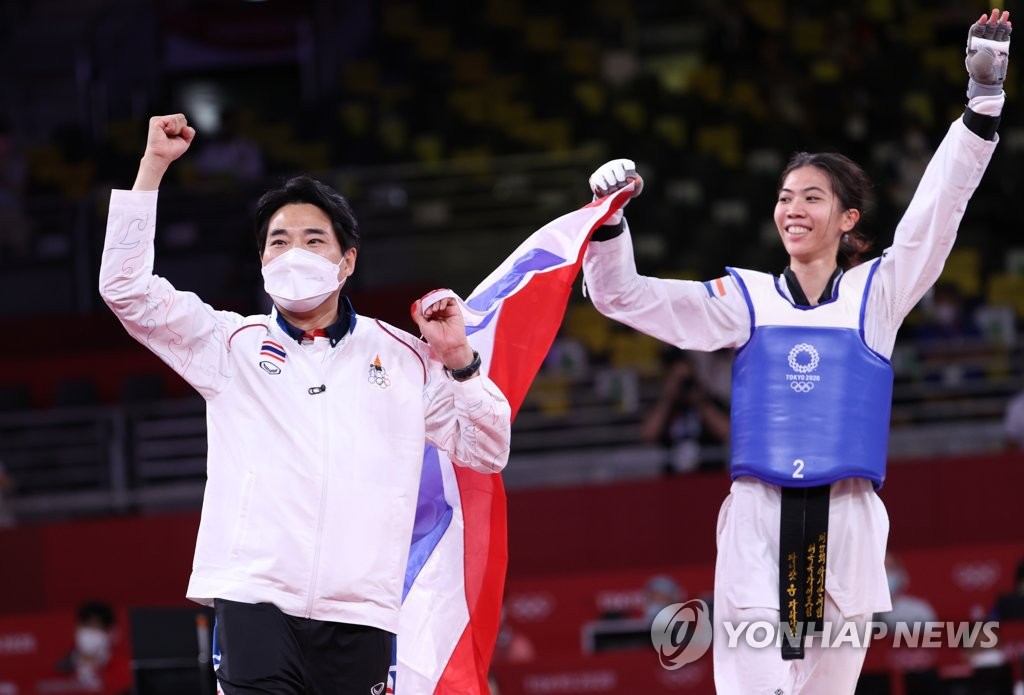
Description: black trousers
xmin=213 ymin=599 xmax=393 ymax=695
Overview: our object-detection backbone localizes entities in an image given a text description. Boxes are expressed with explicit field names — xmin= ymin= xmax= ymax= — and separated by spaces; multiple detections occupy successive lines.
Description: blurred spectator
xmin=194 ymin=108 xmax=265 ymax=183
xmin=0 ymin=460 xmax=14 ymax=528
xmin=886 ymin=123 xmax=934 ymax=208
xmin=991 ymin=557 xmax=1024 ymax=621
xmin=642 ymin=574 xmax=685 ymax=623
xmin=875 ymin=552 xmax=938 ymax=631
xmin=1004 ymin=390 xmax=1024 ymax=451
xmin=641 ymin=350 xmax=730 ymax=474
xmin=580 ymin=573 xmax=689 ymax=654
xmin=912 ymin=283 xmax=988 ymax=390
xmin=0 ymin=117 xmax=30 ymax=259
xmin=56 ymin=601 xmax=132 ymax=695
xmin=689 ymin=348 xmax=734 ymax=405
xmin=543 ymin=336 xmax=589 ymax=380
xmin=913 ymin=282 xmax=982 ymax=344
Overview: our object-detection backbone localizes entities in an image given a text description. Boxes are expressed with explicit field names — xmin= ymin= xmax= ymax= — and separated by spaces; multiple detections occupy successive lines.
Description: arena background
xmin=0 ymin=1 xmax=1022 ymax=693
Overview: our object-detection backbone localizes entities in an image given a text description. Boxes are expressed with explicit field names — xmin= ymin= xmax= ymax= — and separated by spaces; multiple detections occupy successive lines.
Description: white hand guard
xmin=966 ymin=17 xmax=1011 ymax=99
xmin=588 ymin=159 xmax=644 ymax=225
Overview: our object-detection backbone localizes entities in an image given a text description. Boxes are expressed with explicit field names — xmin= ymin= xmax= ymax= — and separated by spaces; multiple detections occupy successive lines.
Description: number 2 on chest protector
xmin=792 ymin=459 xmax=805 ymax=479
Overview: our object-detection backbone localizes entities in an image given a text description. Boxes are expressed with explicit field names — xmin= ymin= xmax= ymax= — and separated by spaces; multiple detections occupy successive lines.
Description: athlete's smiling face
xmin=774 ymin=166 xmax=859 ymax=267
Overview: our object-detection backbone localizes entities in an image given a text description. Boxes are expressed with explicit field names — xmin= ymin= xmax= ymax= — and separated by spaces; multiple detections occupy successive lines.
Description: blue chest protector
xmin=728 ymin=265 xmax=893 ymax=489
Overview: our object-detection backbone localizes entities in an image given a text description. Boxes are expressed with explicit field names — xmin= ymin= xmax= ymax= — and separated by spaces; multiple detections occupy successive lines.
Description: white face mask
xmin=262 ymin=248 xmax=345 ymax=313
xmin=75 ymin=626 xmax=111 ymax=662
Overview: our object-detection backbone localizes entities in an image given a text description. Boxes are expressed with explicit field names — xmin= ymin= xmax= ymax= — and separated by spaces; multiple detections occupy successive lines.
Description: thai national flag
xmin=260 ymin=340 xmax=286 ymax=363
xmin=392 ymin=185 xmax=636 ymax=693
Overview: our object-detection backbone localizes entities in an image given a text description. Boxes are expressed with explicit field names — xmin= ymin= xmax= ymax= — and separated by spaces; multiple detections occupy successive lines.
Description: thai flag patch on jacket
xmin=703 ymin=276 xmax=730 ymax=299
xmin=260 ymin=340 xmax=286 ymax=363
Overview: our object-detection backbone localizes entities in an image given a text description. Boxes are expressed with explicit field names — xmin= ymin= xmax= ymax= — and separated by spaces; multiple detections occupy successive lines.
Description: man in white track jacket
xmin=99 ymin=114 xmax=511 ymax=695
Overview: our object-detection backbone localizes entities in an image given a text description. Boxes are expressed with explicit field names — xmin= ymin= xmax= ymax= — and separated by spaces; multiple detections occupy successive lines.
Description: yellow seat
xmin=564 ymin=39 xmax=599 ymax=77
xmin=453 ymin=51 xmax=490 ymax=84
xmin=654 ymin=116 xmax=687 ymax=148
xmin=695 ymin=124 xmax=742 ymax=167
xmin=939 ymin=248 xmax=981 ymax=298
xmin=564 ymin=304 xmax=612 ymax=358
xmin=608 ymin=332 xmax=662 ymax=375
xmin=486 ymin=0 xmax=522 ymax=28
xmin=614 ymin=101 xmax=646 ymax=133
xmin=573 ymin=83 xmax=606 ymax=114
xmin=987 ymin=274 xmax=1024 ymax=317
xmin=338 ymin=104 xmax=370 ymax=136
xmin=342 ymin=62 xmax=379 ymax=95
xmin=415 ymin=28 xmax=452 ymax=61
xmin=382 ymin=3 xmax=418 ymax=38
xmin=525 ymin=17 xmax=560 ymax=52
xmin=525 ymin=376 xmax=571 ymax=416
xmin=791 ymin=19 xmax=825 ymax=54
xmin=412 ymin=135 xmax=445 ymax=166
xmin=744 ymin=0 xmax=784 ymax=30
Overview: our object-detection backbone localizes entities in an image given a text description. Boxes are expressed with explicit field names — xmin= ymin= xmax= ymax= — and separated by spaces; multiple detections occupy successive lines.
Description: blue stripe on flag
xmin=211 ymin=617 xmax=221 ymax=670
xmin=403 ymin=445 xmax=452 ymax=600
xmin=261 ymin=344 xmax=286 ymax=359
xmin=466 ymin=248 xmax=566 ymax=313
xmin=464 ymin=309 xmax=497 ymax=337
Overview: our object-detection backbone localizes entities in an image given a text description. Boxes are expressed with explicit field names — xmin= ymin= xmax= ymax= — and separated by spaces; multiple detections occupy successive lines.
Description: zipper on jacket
xmin=304 ymin=342 xmax=339 ymax=618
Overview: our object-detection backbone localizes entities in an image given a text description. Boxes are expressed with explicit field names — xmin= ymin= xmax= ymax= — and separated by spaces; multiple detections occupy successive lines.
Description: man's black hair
xmin=254 ymin=176 xmax=360 ymax=255
xmin=77 ymin=601 xmax=115 ymax=629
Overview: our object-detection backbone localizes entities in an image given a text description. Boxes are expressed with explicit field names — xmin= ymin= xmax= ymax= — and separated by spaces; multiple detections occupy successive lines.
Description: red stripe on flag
xmin=435 ymin=468 xmax=507 ymax=693
xmin=436 ymin=261 xmax=586 ymax=692
xmin=486 ymin=264 xmax=582 ymax=419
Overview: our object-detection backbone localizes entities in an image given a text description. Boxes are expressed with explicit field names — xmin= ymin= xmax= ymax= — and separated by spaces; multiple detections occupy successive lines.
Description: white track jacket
xmin=99 ymin=190 xmax=511 ymax=633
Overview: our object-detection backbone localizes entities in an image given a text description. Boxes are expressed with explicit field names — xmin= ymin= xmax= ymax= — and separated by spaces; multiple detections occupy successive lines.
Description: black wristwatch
xmin=446 ymin=351 xmax=481 ymax=382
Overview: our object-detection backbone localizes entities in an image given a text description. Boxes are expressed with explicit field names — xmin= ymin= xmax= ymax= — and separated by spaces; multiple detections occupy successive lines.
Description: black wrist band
xmin=447 ymin=351 xmax=481 ymax=381
xmin=963 ymin=106 xmax=1000 ymax=141
xmin=591 ymin=220 xmax=626 ymax=241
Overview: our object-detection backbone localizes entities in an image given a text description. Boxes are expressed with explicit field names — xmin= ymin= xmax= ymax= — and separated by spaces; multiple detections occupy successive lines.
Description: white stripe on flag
xmin=394 ymin=448 xmax=468 ymax=687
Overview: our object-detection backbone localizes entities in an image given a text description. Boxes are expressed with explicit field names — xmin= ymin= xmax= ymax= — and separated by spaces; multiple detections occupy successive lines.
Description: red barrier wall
xmin=0 ymin=512 xmax=199 ymax=615
xmin=499 ymin=542 xmax=1024 ymax=660
xmin=506 ymin=452 xmax=1024 ymax=576
xmin=0 ymin=453 xmax=1022 ymax=693
xmin=0 ymin=453 xmax=1021 ymax=616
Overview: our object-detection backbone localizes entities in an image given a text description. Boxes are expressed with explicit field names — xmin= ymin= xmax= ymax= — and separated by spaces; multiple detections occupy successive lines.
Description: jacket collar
xmin=275 ymin=296 xmax=357 ymax=347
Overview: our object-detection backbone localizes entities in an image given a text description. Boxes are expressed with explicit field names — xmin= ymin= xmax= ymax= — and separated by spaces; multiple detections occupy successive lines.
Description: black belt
xmin=779 ymin=484 xmax=830 ymax=660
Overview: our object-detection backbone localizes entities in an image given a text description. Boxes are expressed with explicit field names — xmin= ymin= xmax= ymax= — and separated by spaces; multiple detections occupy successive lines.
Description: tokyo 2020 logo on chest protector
xmin=787 ymin=343 xmax=820 ymax=393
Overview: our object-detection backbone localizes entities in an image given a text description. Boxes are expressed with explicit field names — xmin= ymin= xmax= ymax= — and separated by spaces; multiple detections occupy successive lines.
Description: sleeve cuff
xmin=590 ymin=220 xmax=626 ymax=241
xmin=449 ymin=372 xmax=491 ymax=399
xmin=962 ymin=106 xmax=1001 ymax=141
xmin=110 ymin=188 xmax=159 ymax=205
